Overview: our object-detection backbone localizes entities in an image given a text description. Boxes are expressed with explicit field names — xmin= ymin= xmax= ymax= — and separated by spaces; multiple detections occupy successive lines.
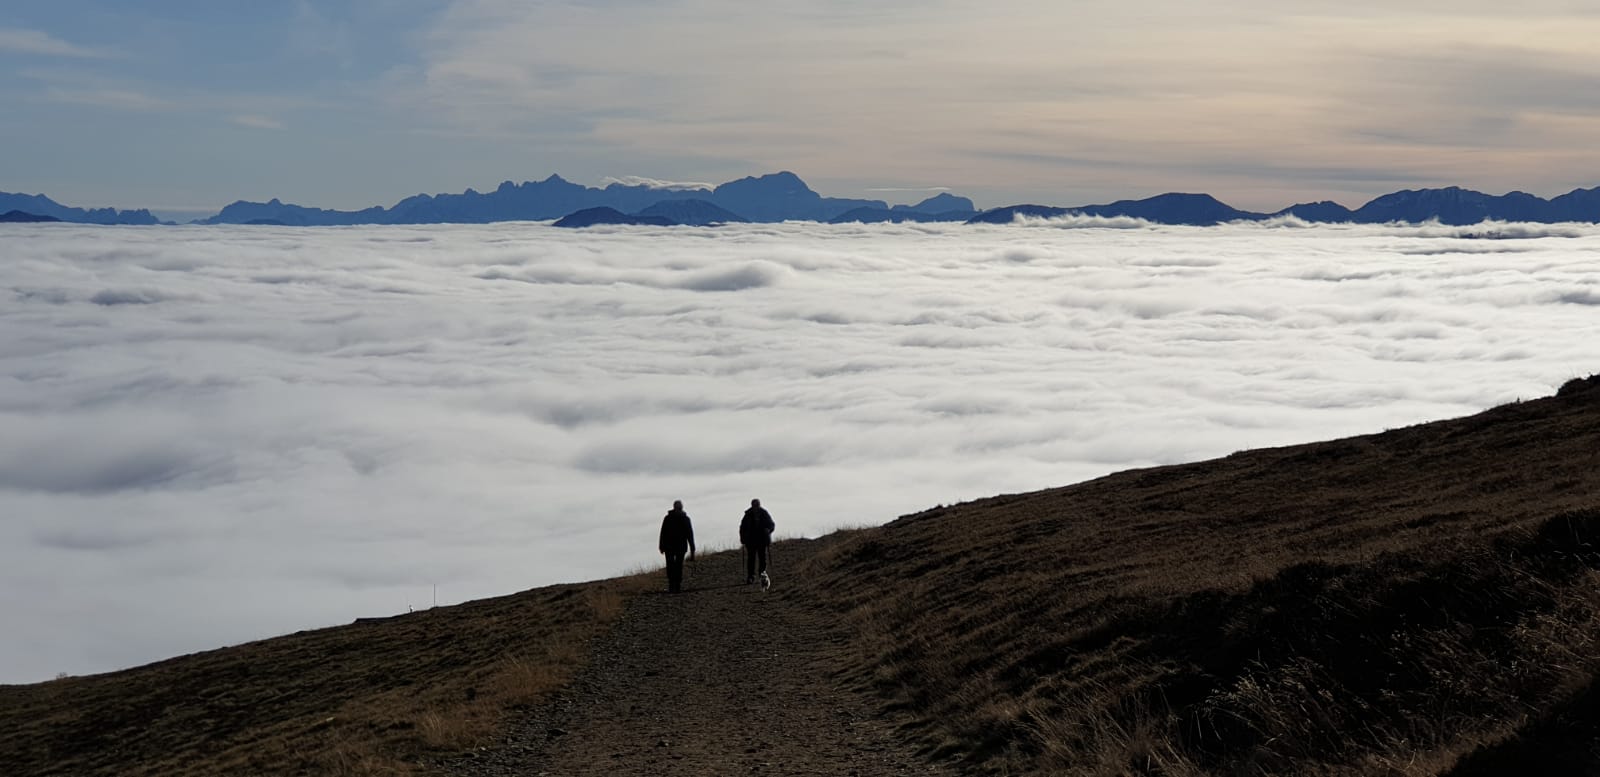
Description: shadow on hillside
xmin=996 ymin=509 xmax=1599 ymax=773
xmin=804 ymin=386 xmax=1600 ymax=777
xmin=1069 ymin=510 xmax=1600 ymax=773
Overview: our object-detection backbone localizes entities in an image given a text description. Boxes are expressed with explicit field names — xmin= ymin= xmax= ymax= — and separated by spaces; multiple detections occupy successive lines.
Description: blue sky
xmin=7 ymin=1 xmax=1600 ymax=219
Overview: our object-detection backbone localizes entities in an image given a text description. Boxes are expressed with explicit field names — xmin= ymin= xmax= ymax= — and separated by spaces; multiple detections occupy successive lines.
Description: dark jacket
xmin=659 ymin=508 xmax=695 ymax=555
xmin=739 ymin=506 xmax=775 ymax=547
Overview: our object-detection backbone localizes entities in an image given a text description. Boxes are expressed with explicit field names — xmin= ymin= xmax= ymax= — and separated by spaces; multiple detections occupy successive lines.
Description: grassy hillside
xmin=3 ymin=376 xmax=1597 ymax=776
xmin=801 ymin=375 xmax=1600 ymax=774
xmin=0 ymin=577 xmax=647 ymax=776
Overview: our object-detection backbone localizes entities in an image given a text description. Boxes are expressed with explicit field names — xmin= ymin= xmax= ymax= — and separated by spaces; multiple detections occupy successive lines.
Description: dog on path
xmin=759 ymin=571 xmax=770 ymax=592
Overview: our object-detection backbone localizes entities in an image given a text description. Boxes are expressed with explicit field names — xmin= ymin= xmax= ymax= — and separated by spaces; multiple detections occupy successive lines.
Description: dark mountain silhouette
xmin=1546 ymin=186 xmax=1600 ymax=222
xmin=1 ymin=210 xmax=62 ymax=223
xmin=1082 ymin=192 xmax=1259 ymax=225
xmin=390 ymin=176 xmax=606 ymax=223
xmin=896 ymin=192 xmax=976 ymax=214
xmin=1272 ymin=200 xmax=1357 ymax=222
xmin=26 ymin=174 xmax=1600 ymax=229
xmin=551 ymin=207 xmax=675 ymax=228
xmin=635 ymin=198 xmax=747 ymax=226
xmin=830 ymin=193 xmax=978 ymax=224
xmin=598 ymin=180 xmax=717 ymax=215
xmin=382 ymin=177 xmax=736 ymax=224
xmin=199 ymin=198 xmax=388 ymax=227
xmin=0 ymin=193 xmax=158 ymax=225
xmin=970 ymin=192 xmax=1264 ymax=226
xmin=1351 ymin=186 xmax=1550 ymax=225
xmin=702 ymin=171 xmax=886 ymax=222
xmin=969 ymin=185 xmax=1600 ymax=227
xmin=194 ymin=171 xmax=889 ymax=226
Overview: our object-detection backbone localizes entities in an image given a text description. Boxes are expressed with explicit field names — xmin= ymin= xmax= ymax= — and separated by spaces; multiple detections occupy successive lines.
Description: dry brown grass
xmin=0 ymin=571 xmax=655 ymax=776
xmin=800 ymin=377 xmax=1600 ymax=774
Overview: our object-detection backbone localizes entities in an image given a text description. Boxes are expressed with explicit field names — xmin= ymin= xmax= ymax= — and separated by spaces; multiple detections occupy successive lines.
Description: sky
xmin=2 ymin=218 xmax=1597 ymax=682
xmin=8 ymin=1 xmax=1600 ymax=219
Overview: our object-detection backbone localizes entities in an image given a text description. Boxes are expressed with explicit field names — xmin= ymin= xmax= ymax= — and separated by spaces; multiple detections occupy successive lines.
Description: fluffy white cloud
xmin=597 ymin=176 xmax=715 ymax=191
xmin=1 ymin=219 xmax=1595 ymax=682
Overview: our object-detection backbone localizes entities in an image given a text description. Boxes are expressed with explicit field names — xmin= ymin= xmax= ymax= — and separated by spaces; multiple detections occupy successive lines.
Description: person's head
xmin=751 ymin=498 xmax=761 ymax=507
xmin=673 ymin=500 xmax=683 ymax=510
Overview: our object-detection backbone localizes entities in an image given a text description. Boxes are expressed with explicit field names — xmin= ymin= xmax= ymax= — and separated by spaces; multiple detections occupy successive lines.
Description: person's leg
xmin=744 ymin=545 xmax=755 ymax=583
xmin=756 ymin=545 xmax=769 ymax=575
xmin=666 ymin=553 xmax=683 ymax=592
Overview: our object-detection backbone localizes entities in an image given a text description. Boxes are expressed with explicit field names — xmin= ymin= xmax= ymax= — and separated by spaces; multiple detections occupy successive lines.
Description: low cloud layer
xmin=2 ymin=219 xmax=1595 ymax=682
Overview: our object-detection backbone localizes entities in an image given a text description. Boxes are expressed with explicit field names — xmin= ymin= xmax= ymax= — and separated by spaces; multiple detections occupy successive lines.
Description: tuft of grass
xmin=492 ymin=648 xmax=573 ymax=707
xmin=416 ymin=710 xmax=478 ymax=752
xmin=584 ymin=586 xmax=626 ymax=621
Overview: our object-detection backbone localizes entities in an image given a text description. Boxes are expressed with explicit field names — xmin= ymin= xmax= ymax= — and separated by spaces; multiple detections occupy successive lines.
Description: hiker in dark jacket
xmin=739 ymin=498 xmax=776 ymax=584
xmin=658 ymin=500 xmax=696 ymax=593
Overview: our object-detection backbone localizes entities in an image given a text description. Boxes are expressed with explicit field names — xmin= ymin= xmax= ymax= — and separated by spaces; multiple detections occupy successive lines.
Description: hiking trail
xmin=439 ymin=544 xmax=955 ymax=776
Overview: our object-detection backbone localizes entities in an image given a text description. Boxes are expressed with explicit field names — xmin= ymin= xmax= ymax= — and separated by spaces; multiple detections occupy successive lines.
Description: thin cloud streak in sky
xmin=43 ymin=87 xmax=171 ymax=112
xmin=0 ymin=27 xmax=109 ymax=58
xmin=231 ymin=114 xmax=286 ymax=130
xmin=1 ymin=220 xmax=1596 ymax=682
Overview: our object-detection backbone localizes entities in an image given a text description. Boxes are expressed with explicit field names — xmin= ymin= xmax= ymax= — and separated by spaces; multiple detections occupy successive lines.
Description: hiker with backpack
xmin=739 ymin=498 xmax=776 ymax=585
xmin=658 ymin=500 xmax=696 ymax=593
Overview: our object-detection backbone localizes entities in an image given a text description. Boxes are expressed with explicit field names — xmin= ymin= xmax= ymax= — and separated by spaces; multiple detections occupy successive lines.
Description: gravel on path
xmin=439 ymin=543 xmax=955 ymax=776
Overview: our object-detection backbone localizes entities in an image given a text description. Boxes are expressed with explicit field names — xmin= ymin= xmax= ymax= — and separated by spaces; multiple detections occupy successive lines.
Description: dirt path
xmin=440 ymin=543 xmax=954 ymax=776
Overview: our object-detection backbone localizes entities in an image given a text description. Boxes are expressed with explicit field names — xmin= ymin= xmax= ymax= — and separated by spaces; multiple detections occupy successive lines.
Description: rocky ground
xmin=438 ymin=545 xmax=954 ymax=776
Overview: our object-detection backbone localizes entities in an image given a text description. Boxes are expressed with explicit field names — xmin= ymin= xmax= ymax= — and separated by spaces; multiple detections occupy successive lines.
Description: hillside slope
xmin=2 ymin=377 xmax=1597 ymax=775
xmin=801 ymin=375 xmax=1600 ymax=773
xmin=0 ymin=578 xmax=647 ymax=776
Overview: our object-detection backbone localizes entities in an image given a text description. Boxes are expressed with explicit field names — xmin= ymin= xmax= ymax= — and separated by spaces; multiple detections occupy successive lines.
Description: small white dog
xmin=759 ymin=571 xmax=770 ymax=592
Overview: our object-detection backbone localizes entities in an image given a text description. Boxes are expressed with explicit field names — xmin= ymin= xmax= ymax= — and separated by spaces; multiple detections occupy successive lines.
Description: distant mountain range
xmin=0 ymin=193 xmax=157 ymax=225
xmin=193 ymin=172 xmax=955 ymax=228
xmin=968 ymin=187 xmax=1600 ymax=227
xmin=8 ymin=173 xmax=1600 ymax=228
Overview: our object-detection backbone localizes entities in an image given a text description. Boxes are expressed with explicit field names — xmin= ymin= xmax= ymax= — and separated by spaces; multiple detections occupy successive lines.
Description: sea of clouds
xmin=2 ymin=217 xmax=1597 ymax=682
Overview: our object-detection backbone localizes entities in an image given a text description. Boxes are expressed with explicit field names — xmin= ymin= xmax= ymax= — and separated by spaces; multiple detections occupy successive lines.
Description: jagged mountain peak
xmin=714 ymin=170 xmax=815 ymax=194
